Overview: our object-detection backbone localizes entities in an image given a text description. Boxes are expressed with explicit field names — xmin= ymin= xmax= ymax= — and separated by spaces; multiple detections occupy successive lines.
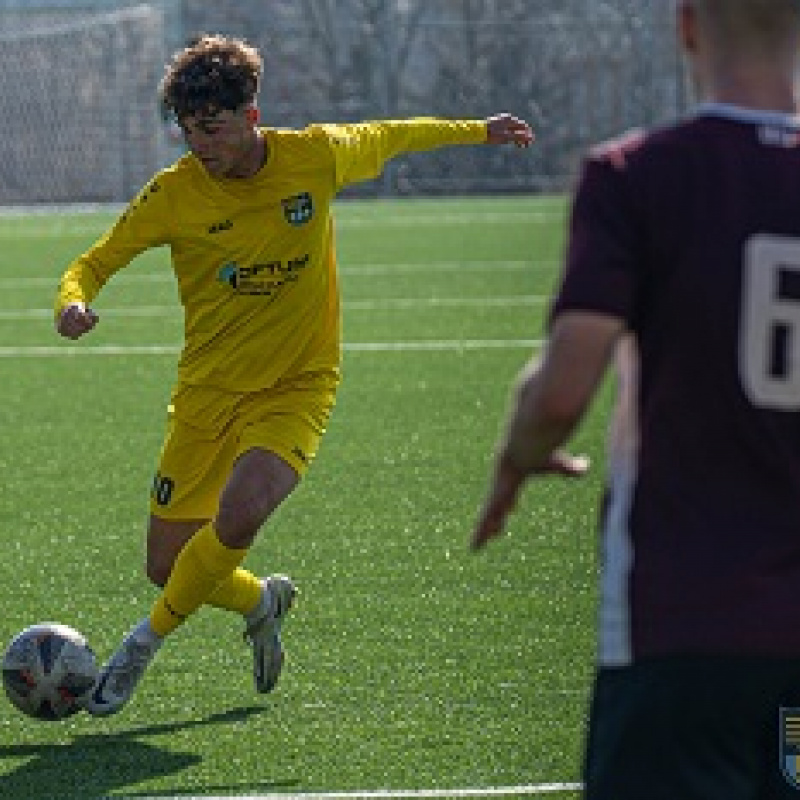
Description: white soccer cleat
xmin=83 ymin=633 xmax=158 ymax=717
xmin=244 ymin=575 xmax=296 ymax=694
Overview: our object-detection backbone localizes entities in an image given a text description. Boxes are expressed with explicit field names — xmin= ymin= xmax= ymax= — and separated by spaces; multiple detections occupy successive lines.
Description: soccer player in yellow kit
xmin=55 ymin=34 xmax=534 ymax=716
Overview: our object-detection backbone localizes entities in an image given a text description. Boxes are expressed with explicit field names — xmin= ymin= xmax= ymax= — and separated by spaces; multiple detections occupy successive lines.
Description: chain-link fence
xmin=0 ymin=0 xmax=685 ymax=204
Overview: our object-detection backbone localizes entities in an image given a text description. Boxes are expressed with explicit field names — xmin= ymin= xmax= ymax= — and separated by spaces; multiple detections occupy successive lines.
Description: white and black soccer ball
xmin=2 ymin=622 xmax=99 ymax=721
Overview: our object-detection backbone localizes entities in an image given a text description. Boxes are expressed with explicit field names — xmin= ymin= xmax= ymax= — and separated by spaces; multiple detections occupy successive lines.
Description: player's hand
xmin=471 ymin=450 xmax=589 ymax=550
xmin=486 ymin=113 xmax=534 ymax=148
xmin=56 ymin=302 xmax=99 ymax=340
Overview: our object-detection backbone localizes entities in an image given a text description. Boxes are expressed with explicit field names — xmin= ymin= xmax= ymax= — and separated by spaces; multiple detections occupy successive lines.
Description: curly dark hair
xmin=160 ymin=34 xmax=262 ymax=122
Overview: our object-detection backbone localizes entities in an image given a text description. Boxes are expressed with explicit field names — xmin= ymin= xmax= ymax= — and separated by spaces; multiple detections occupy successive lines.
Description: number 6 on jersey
xmin=740 ymin=234 xmax=800 ymax=410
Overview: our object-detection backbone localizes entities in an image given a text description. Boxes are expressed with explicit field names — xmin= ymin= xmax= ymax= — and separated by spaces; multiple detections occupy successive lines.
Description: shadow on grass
xmin=0 ymin=705 xmax=298 ymax=799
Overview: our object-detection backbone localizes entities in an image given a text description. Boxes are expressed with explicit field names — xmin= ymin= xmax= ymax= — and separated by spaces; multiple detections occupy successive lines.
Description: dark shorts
xmin=583 ymin=657 xmax=800 ymax=800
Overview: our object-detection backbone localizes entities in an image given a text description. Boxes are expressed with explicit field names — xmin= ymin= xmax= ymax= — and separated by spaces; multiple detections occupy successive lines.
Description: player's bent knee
xmin=214 ymin=498 xmax=268 ymax=549
xmin=214 ymin=450 xmax=300 ymax=548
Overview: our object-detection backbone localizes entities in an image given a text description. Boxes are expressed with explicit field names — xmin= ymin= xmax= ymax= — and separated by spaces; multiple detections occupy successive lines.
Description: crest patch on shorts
xmin=779 ymin=707 xmax=800 ymax=789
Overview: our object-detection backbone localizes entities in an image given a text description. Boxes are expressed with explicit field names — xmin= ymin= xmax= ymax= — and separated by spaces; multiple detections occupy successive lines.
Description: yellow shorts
xmin=149 ymin=369 xmax=339 ymax=520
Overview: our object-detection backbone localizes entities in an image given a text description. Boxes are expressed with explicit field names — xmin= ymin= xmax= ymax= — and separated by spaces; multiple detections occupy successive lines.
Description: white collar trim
xmin=694 ymin=102 xmax=800 ymax=129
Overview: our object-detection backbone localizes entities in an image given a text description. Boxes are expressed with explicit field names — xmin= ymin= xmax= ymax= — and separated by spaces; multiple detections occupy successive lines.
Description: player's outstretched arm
xmin=471 ymin=312 xmax=623 ymax=550
xmin=472 ymin=449 xmax=589 ymax=550
xmin=56 ymin=302 xmax=99 ymax=340
xmin=485 ymin=114 xmax=534 ymax=148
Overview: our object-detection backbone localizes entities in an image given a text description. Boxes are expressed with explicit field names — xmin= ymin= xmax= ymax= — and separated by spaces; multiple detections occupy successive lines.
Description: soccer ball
xmin=2 ymin=622 xmax=99 ymax=721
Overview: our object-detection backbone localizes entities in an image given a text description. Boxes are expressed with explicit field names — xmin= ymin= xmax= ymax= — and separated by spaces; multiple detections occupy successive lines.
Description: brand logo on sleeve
xmin=208 ymin=219 xmax=233 ymax=234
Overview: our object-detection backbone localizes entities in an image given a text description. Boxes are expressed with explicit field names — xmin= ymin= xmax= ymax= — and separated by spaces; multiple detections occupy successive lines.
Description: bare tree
xmin=0 ymin=0 xmax=685 ymax=202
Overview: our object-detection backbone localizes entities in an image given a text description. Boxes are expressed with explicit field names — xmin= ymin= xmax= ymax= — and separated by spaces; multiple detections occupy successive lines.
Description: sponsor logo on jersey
xmin=281 ymin=192 xmax=313 ymax=226
xmin=780 ymin=707 xmax=800 ymax=789
xmin=217 ymin=255 xmax=310 ymax=296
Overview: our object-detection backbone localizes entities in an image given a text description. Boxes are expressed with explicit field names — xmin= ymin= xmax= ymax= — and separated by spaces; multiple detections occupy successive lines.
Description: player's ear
xmin=245 ymin=105 xmax=260 ymax=125
xmin=677 ymin=1 xmax=698 ymax=54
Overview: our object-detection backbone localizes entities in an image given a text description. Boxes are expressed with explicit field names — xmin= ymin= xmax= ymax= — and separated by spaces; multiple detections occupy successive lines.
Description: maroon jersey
xmin=552 ymin=106 xmax=800 ymax=665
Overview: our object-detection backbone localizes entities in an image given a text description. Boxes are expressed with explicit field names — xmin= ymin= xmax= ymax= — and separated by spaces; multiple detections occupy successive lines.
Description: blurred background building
xmin=0 ymin=0 xmax=685 ymax=204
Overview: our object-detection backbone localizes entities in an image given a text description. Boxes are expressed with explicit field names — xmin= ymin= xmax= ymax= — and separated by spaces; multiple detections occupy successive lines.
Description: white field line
xmin=0 ymin=274 xmax=174 ymax=289
xmin=134 ymin=784 xmax=582 ymax=800
xmin=0 ymin=260 xmax=555 ymax=290
xmin=346 ymin=296 xmax=546 ymax=310
xmin=341 ymin=261 xmax=555 ymax=276
xmin=0 ymin=296 xmax=547 ymax=321
xmin=0 ymin=344 xmax=181 ymax=357
xmin=345 ymin=339 xmax=542 ymax=352
xmin=0 ymin=306 xmax=177 ymax=319
xmin=336 ymin=211 xmax=563 ymax=227
xmin=0 ymin=209 xmax=564 ymax=236
xmin=0 ymin=339 xmax=544 ymax=358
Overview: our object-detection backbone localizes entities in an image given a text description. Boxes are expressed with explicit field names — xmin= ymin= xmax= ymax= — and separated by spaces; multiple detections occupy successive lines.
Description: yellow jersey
xmin=55 ymin=118 xmax=487 ymax=392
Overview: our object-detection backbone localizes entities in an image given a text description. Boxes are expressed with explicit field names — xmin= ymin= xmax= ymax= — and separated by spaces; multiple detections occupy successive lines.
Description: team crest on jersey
xmin=282 ymin=192 xmax=313 ymax=226
xmin=780 ymin=708 xmax=800 ymax=788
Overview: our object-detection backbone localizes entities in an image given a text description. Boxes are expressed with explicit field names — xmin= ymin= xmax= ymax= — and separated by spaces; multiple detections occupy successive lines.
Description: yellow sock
xmin=206 ymin=567 xmax=263 ymax=615
xmin=150 ymin=522 xmax=247 ymax=637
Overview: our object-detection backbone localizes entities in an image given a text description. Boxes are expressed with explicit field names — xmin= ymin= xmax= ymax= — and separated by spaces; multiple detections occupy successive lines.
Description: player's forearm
xmin=500 ymin=368 xmax=582 ymax=475
xmin=54 ymin=175 xmax=171 ymax=320
xmin=329 ymin=118 xmax=488 ymax=188
xmin=53 ymin=216 xmax=159 ymax=319
xmin=54 ymin=256 xmax=104 ymax=318
xmin=379 ymin=118 xmax=487 ymax=154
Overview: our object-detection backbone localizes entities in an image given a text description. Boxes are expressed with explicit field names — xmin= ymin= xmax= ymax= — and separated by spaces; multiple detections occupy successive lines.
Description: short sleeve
xmin=550 ymin=151 xmax=642 ymax=328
